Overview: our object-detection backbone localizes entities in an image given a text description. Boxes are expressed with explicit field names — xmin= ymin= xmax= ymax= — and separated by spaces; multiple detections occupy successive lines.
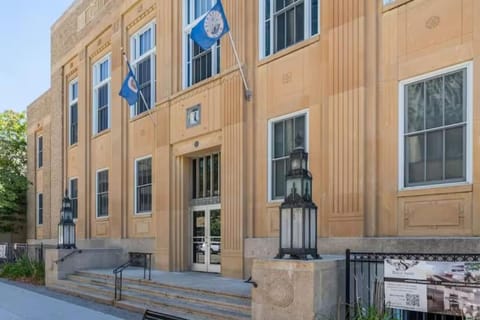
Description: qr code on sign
xmin=406 ymin=294 xmax=420 ymax=307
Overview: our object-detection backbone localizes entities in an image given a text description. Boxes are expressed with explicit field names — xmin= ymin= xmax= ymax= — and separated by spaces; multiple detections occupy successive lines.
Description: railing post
xmin=345 ymin=249 xmax=351 ymax=320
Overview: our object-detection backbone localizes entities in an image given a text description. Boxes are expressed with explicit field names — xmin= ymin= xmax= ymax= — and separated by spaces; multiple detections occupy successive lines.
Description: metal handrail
xmin=113 ymin=252 xmax=153 ymax=301
xmin=113 ymin=260 xmax=132 ymax=301
xmin=54 ymin=249 xmax=82 ymax=264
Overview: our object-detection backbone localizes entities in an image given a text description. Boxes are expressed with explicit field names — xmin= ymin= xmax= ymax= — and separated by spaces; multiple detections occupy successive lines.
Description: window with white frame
xmin=135 ymin=157 xmax=152 ymax=214
xmin=37 ymin=136 xmax=43 ymax=168
xmin=260 ymin=0 xmax=319 ymax=58
xmin=269 ymin=111 xmax=308 ymax=200
xmin=69 ymin=178 xmax=78 ymax=219
xmin=37 ymin=193 xmax=43 ymax=225
xmin=184 ymin=0 xmax=220 ymax=88
xmin=69 ymin=79 xmax=78 ymax=145
xmin=401 ymin=63 xmax=471 ymax=188
xmin=130 ymin=22 xmax=156 ymax=117
xmin=96 ymin=169 xmax=109 ymax=218
xmin=93 ymin=55 xmax=111 ymax=134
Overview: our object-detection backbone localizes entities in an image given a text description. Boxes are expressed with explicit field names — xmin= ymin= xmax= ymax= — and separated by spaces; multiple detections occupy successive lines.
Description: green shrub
xmin=353 ymin=306 xmax=397 ymax=320
xmin=0 ymin=256 xmax=44 ymax=284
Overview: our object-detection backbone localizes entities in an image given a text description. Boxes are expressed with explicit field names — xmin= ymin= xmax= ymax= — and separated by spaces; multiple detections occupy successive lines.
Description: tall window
xmin=93 ymin=55 xmax=111 ymax=134
xmin=192 ymin=153 xmax=221 ymax=201
xmin=135 ymin=157 xmax=152 ymax=214
xmin=269 ymin=111 xmax=308 ymax=200
xmin=69 ymin=79 xmax=78 ymax=145
xmin=37 ymin=136 xmax=43 ymax=168
xmin=260 ymin=0 xmax=319 ymax=58
xmin=96 ymin=169 xmax=109 ymax=218
xmin=130 ymin=22 xmax=156 ymax=116
xmin=184 ymin=0 xmax=220 ymax=87
xmin=401 ymin=63 xmax=471 ymax=188
xmin=69 ymin=178 xmax=78 ymax=219
xmin=37 ymin=193 xmax=43 ymax=225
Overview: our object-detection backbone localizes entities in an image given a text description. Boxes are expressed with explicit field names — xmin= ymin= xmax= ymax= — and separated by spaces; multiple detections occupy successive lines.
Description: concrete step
xmin=122 ymin=281 xmax=251 ymax=314
xmin=49 ymin=282 xmax=113 ymax=306
xmin=75 ymin=270 xmax=251 ymax=301
xmin=67 ymin=273 xmax=249 ymax=314
xmin=61 ymin=271 xmax=251 ymax=319
xmin=119 ymin=291 xmax=250 ymax=320
xmin=115 ymin=299 xmax=212 ymax=320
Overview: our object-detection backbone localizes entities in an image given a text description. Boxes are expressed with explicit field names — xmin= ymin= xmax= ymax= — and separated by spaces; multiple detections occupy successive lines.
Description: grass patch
xmin=0 ymin=256 xmax=44 ymax=285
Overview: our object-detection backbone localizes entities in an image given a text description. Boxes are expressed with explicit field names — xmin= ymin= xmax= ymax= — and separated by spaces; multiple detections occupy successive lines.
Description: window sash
xmin=131 ymin=22 xmax=156 ymax=116
xmin=93 ymin=55 xmax=111 ymax=134
xmin=135 ymin=158 xmax=152 ymax=214
xmin=37 ymin=193 xmax=43 ymax=225
xmin=403 ymin=68 xmax=467 ymax=187
xmin=37 ymin=136 xmax=43 ymax=168
xmin=261 ymin=0 xmax=319 ymax=58
xmin=96 ymin=170 xmax=109 ymax=217
xmin=269 ymin=113 xmax=307 ymax=200
xmin=70 ymin=103 xmax=78 ymax=145
xmin=184 ymin=0 xmax=220 ymax=88
xmin=70 ymin=179 xmax=78 ymax=219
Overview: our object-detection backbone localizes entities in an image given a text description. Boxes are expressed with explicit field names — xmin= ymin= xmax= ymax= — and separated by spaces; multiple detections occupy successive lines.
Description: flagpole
xmin=228 ymin=32 xmax=252 ymax=100
xmin=121 ymin=49 xmax=157 ymax=127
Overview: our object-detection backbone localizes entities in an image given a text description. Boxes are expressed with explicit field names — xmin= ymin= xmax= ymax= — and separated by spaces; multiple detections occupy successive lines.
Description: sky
xmin=0 ymin=1 xmax=75 ymax=113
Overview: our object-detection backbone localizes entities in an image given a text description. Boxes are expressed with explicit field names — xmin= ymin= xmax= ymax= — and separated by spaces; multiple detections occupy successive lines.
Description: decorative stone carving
xmin=425 ymin=16 xmax=440 ymax=29
xmin=264 ymin=271 xmax=294 ymax=307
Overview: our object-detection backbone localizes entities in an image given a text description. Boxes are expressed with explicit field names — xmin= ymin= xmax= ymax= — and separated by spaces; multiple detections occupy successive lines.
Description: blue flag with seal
xmin=190 ymin=0 xmax=230 ymax=50
xmin=119 ymin=63 xmax=139 ymax=106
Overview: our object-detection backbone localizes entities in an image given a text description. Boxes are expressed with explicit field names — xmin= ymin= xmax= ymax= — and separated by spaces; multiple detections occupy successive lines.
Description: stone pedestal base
xmin=251 ymin=256 xmax=345 ymax=320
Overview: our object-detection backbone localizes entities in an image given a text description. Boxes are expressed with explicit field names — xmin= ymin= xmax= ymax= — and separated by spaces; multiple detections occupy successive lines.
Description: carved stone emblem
xmin=425 ymin=16 xmax=440 ymax=29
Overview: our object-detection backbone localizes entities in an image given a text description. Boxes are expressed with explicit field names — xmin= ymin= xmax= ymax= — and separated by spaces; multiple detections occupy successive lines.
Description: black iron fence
xmin=346 ymin=249 xmax=480 ymax=320
xmin=0 ymin=243 xmax=52 ymax=264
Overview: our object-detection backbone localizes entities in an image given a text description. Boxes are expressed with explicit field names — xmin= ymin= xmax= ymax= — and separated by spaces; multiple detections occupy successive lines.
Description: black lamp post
xmin=58 ymin=191 xmax=76 ymax=249
xmin=276 ymin=146 xmax=319 ymax=260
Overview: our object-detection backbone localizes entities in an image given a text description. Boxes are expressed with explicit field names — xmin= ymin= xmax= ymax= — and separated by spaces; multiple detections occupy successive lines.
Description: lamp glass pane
xmin=64 ymin=226 xmax=70 ymax=246
xmin=281 ymin=208 xmax=291 ymax=248
xmin=286 ymin=178 xmax=302 ymax=198
xmin=304 ymin=208 xmax=310 ymax=249
xmin=69 ymin=225 xmax=75 ymax=245
xmin=58 ymin=224 xmax=64 ymax=245
xmin=303 ymin=178 xmax=311 ymax=199
xmin=291 ymin=157 xmax=301 ymax=170
xmin=292 ymin=208 xmax=303 ymax=248
xmin=310 ymin=208 xmax=316 ymax=249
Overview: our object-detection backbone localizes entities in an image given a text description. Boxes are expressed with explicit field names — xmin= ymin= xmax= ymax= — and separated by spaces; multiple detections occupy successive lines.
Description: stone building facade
xmin=27 ymin=0 xmax=480 ymax=279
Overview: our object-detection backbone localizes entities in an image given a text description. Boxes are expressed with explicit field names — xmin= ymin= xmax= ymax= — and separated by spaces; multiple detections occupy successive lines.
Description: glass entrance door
xmin=192 ymin=205 xmax=221 ymax=273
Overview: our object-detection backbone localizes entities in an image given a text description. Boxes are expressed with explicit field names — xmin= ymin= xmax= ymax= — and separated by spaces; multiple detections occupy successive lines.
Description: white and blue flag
xmin=119 ymin=63 xmax=139 ymax=106
xmin=190 ymin=0 xmax=230 ymax=50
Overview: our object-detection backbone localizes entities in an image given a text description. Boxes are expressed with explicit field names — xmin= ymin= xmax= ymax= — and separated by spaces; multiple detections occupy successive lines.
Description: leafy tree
xmin=0 ymin=110 xmax=28 ymax=233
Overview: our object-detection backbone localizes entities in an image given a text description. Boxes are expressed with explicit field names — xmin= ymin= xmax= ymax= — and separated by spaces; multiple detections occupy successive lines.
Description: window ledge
xmin=397 ymin=182 xmax=472 ymax=197
xmin=257 ymin=35 xmax=320 ymax=67
xmin=95 ymin=216 xmax=109 ymax=220
xmin=68 ymin=143 xmax=79 ymax=150
xmin=267 ymin=199 xmax=283 ymax=207
xmin=129 ymin=109 xmax=155 ymax=123
xmin=92 ymin=129 xmax=111 ymax=140
xmin=134 ymin=212 xmax=152 ymax=218
xmin=382 ymin=0 xmax=413 ymax=13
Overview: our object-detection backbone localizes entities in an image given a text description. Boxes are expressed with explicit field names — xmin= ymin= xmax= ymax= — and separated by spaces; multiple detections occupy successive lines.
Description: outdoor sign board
xmin=384 ymin=259 xmax=480 ymax=317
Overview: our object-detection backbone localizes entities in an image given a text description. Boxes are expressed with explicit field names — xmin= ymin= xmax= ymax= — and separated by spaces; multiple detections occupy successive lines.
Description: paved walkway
xmin=0 ymin=280 xmax=140 ymax=320
xmin=89 ymin=267 xmax=251 ymax=297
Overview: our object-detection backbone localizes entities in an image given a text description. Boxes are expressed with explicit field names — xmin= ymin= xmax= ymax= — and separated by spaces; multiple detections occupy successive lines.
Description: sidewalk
xmin=0 ymin=280 xmax=138 ymax=320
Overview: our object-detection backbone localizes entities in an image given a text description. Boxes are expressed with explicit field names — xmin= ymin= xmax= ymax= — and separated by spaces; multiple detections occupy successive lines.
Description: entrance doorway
xmin=191 ymin=204 xmax=221 ymax=273
xmin=190 ymin=152 xmax=221 ymax=273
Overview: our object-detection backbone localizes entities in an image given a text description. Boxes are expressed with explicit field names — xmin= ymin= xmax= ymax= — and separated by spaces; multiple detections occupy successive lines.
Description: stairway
xmin=49 ymin=270 xmax=251 ymax=320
